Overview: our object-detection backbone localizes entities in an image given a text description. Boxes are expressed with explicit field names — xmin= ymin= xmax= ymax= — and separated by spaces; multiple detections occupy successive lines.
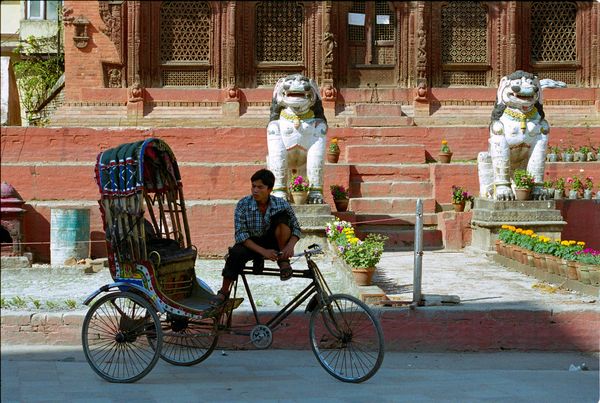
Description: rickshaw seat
xmin=146 ymin=238 xmax=197 ymax=301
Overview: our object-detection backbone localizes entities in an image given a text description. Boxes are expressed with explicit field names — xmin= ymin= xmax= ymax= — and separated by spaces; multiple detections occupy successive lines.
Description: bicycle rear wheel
xmin=155 ymin=313 xmax=218 ymax=366
xmin=309 ymin=294 xmax=384 ymax=383
xmin=82 ymin=291 xmax=162 ymax=383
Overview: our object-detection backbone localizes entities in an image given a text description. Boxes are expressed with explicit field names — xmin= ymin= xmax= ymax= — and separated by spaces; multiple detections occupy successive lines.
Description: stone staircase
xmin=343 ymin=145 xmax=443 ymax=250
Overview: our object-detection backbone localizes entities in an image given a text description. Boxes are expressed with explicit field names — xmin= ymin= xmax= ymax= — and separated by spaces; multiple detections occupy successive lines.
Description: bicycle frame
xmin=221 ymin=249 xmax=332 ymax=336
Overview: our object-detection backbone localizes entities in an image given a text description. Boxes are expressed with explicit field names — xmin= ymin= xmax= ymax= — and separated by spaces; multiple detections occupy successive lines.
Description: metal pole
xmin=413 ymin=198 xmax=424 ymax=304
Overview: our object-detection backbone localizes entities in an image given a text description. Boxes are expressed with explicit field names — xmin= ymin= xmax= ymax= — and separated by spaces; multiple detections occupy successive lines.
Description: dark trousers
xmin=222 ymin=211 xmax=292 ymax=280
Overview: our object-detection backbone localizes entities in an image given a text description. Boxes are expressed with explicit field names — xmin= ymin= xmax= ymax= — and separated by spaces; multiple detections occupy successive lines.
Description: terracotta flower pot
xmin=514 ymin=188 xmax=531 ymax=201
xmin=566 ymin=261 xmax=579 ymax=280
xmin=452 ymin=201 xmax=466 ymax=212
xmin=438 ymin=152 xmax=452 ymax=164
xmin=351 ymin=267 xmax=375 ymax=286
xmin=334 ymin=198 xmax=349 ymax=212
xmin=326 ymin=151 xmax=340 ymax=163
xmin=291 ymin=191 xmax=308 ymax=205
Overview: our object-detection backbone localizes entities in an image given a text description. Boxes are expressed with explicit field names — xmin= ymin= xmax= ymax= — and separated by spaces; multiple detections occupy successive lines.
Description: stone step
xmin=354 ymin=213 xmax=438 ymax=227
xmin=354 ymin=225 xmax=443 ymax=251
xmin=345 ymin=144 xmax=425 ymax=164
xmin=346 ymin=116 xmax=415 ymax=127
xmin=349 ymin=197 xmax=436 ymax=214
xmin=350 ymin=180 xmax=433 ymax=198
xmin=350 ymin=164 xmax=432 ymax=182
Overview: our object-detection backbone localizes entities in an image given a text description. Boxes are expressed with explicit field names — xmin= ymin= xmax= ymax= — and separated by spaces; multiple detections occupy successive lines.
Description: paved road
xmin=1 ymin=346 xmax=598 ymax=402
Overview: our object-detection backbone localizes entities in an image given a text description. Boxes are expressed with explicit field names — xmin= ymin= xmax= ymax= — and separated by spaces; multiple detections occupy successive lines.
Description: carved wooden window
xmin=440 ymin=1 xmax=488 ymax=86
xmin=530 ymin=1 xmax=578 ymax=85
xmin=254 ymin=1 xmax=304 ymax=86
xmin=159 ymin=1 xmax=211 ymax=87
xmin=347 ymin=0 xmax=396 ymax=66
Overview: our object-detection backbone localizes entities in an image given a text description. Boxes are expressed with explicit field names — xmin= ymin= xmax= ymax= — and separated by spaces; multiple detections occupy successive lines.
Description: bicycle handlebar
xmin=293 ymin=243 xmax=323 ymax=257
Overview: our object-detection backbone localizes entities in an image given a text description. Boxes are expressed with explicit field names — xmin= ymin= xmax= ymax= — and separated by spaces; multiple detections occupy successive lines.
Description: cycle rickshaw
xmin=83 ymin=138 xmax=384 ymax=383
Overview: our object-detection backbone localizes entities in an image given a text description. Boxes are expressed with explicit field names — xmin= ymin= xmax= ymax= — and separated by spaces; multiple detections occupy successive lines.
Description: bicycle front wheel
xmin=309 ymin=294 xmax=384 ymax=383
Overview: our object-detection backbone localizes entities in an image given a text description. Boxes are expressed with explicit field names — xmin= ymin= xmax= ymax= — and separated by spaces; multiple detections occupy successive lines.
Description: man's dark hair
xmin=251 ymin=169 xmax=275 ymax=189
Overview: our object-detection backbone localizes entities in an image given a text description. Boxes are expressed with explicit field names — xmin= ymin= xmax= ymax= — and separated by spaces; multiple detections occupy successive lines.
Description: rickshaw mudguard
xmin=83 ymin=281 xmax=164 ymax=313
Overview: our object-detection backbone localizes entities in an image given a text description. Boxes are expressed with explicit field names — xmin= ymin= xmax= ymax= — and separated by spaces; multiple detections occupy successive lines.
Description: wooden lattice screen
xmin=441 ymin=1 xmax=488 ymax=86
xmin=159 ymin=1 xmax=211 ymax=87
xmin=530 ymin=1 xmax=577 ymax=85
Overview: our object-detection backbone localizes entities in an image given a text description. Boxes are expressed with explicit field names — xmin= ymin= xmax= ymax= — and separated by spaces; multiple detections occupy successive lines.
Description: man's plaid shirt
xmin=234 ymin=195 xmax=302 ymax=244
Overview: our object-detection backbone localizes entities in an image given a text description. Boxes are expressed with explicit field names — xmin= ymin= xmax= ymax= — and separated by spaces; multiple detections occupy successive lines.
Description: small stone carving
xmin=323 ymin=31 xmax=337 ymax=69
xmin=478 ymin=71 xmax=550 ymax=200
xmin=108 ymin=69 xmax=122 ymax=88
xmin=72 ymin=15 xmax=90 ymax=49
xmin=128 ymin=81 xmax=143 ymax=103
xmin=267 ymin=74 xmax=327 ymax=203
xmin=320 ymin=84 xmax=337 ymax=102
xmin=225 ymin=83 xmax=240 ymax=102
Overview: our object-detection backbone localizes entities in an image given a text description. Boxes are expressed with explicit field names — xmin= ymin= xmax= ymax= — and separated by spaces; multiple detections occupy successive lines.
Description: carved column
xmin=506 ymin=1 xmax=518 ymax=76
xmin=222 ymin=1 xmax=240 ymax=117
xmin=127 ymin=0 xmax=143 ymax=118
xmin=320 ymin=1 xmax=337 ymax=120
xmin=413 ymin=1 xmax=430 ymax=117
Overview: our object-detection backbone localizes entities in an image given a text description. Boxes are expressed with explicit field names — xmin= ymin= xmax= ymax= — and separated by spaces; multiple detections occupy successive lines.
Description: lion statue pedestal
xmin=266 ymin=74 xmax=327 ymax=204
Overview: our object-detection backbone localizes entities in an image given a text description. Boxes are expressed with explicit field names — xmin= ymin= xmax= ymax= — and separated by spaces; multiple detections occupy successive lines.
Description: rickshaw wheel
xmin=150 ymin=312 xmax=219 ymax=366
xmin=309 ymin=294 xmax=384 ymax=383
xmin=82 ymin=291 xmax=162 ymax=383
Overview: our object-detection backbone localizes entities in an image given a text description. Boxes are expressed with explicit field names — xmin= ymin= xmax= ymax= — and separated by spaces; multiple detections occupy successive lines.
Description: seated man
xmin=211 ymin=169 xmax=302 ymax=306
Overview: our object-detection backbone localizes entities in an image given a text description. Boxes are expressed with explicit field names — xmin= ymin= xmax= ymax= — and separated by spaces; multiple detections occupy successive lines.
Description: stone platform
xmin=470 ymin=198 xmax=566 ymax=251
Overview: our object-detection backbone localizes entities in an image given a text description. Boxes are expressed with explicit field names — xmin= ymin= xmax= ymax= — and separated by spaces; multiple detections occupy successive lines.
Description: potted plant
xmin=575 ymin=146 xmax=590 ymax=162
xmin=438 ymin=139 xmax=452 ymax=163
xmin=451 ymin=185 xmax=474 ymax=212
xmin=330 ymin=184 xmax=350 ymax=212
xmin=543 ymin=179 xmax=555 ymax=200
xmin=566 ymin=176 xmax=582 ymax=199
xmin=547 ymin=145 xmax=560 ymax=162
xmin=327 ymin=138 xmax=340 ymax=163
xmin=289 ymin=174 xmax=310 ymax=204
xmin=562 ymin=145 xmax=575 ymax=162
xmin=342 ymin=233 xmax=388 ymax=286
xmin=583 ymin=176 xmax=594 ymax=199
xmin=586 ymin=145 xmax=597 ymax=162
xmin=513 ymin=169 xmax=535 ymax=200
xmin=554 ymin=177 xmax=565 ymax=199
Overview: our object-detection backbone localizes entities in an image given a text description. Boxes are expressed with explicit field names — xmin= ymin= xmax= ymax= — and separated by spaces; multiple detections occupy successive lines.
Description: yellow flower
xmin=524 ymin=229 xmax=534 ymax=236
xmin=561 ymin=240 xmax=569 ymax=246
xmin=577 ymin=241 xmax=585 ymax=246
xmin=331 ymin=138 xmax=338 ymax=144
xmin=569 ymin=240 xmax=576 ymax=245
xmin=442 ymin=140 xmax=448 ymax=145
xmin=531 ymin=234 xmax=537 ymax=238
xmin=508 ymin=226 xmax=516 ymax=231
xmin=516 ymin=228 xmax=523 ymax=233
xmin=501 ymin=225 xmax=508 ymax=229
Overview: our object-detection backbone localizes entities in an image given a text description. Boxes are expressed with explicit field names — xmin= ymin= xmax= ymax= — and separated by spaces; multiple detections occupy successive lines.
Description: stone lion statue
xmin=478 ymin=70 xmax=550 ymax=200
xmin=267 ymin=74 xmax=327 ymax=203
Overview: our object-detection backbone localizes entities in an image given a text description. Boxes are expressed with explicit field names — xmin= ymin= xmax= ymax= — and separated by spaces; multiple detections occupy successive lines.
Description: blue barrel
xmin=50 ymin=208 xmax=90 ymax=265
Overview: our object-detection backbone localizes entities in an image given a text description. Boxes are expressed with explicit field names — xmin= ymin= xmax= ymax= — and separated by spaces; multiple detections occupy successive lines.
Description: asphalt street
xmin=1 ymin=346 xmax=598 ymax=403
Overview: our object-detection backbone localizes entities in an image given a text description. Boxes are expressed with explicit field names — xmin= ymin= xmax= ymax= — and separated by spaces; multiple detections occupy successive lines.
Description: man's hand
xmin=262 ymin=248 xmax=280 ymax=261
xmin=279 ymin=243 xmax=295 ymax=260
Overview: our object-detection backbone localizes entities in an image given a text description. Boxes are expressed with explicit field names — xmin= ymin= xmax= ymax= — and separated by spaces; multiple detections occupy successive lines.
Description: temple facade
xmin=2 ymin=1 xmax=599 ymax=261
xmin=54 ymin=0 xmax=599 ymax=126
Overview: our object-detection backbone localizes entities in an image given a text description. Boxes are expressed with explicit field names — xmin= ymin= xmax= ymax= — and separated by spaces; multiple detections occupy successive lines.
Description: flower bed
xmin=496 ymin=225 xmax=599 ymax=287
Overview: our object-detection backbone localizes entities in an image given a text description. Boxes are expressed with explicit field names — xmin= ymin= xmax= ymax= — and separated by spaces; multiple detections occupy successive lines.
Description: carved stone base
xmin=291 ymin=204 xmax=334 ymax=239
xmin=470 ymin=198 xmax=566 ymax=251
